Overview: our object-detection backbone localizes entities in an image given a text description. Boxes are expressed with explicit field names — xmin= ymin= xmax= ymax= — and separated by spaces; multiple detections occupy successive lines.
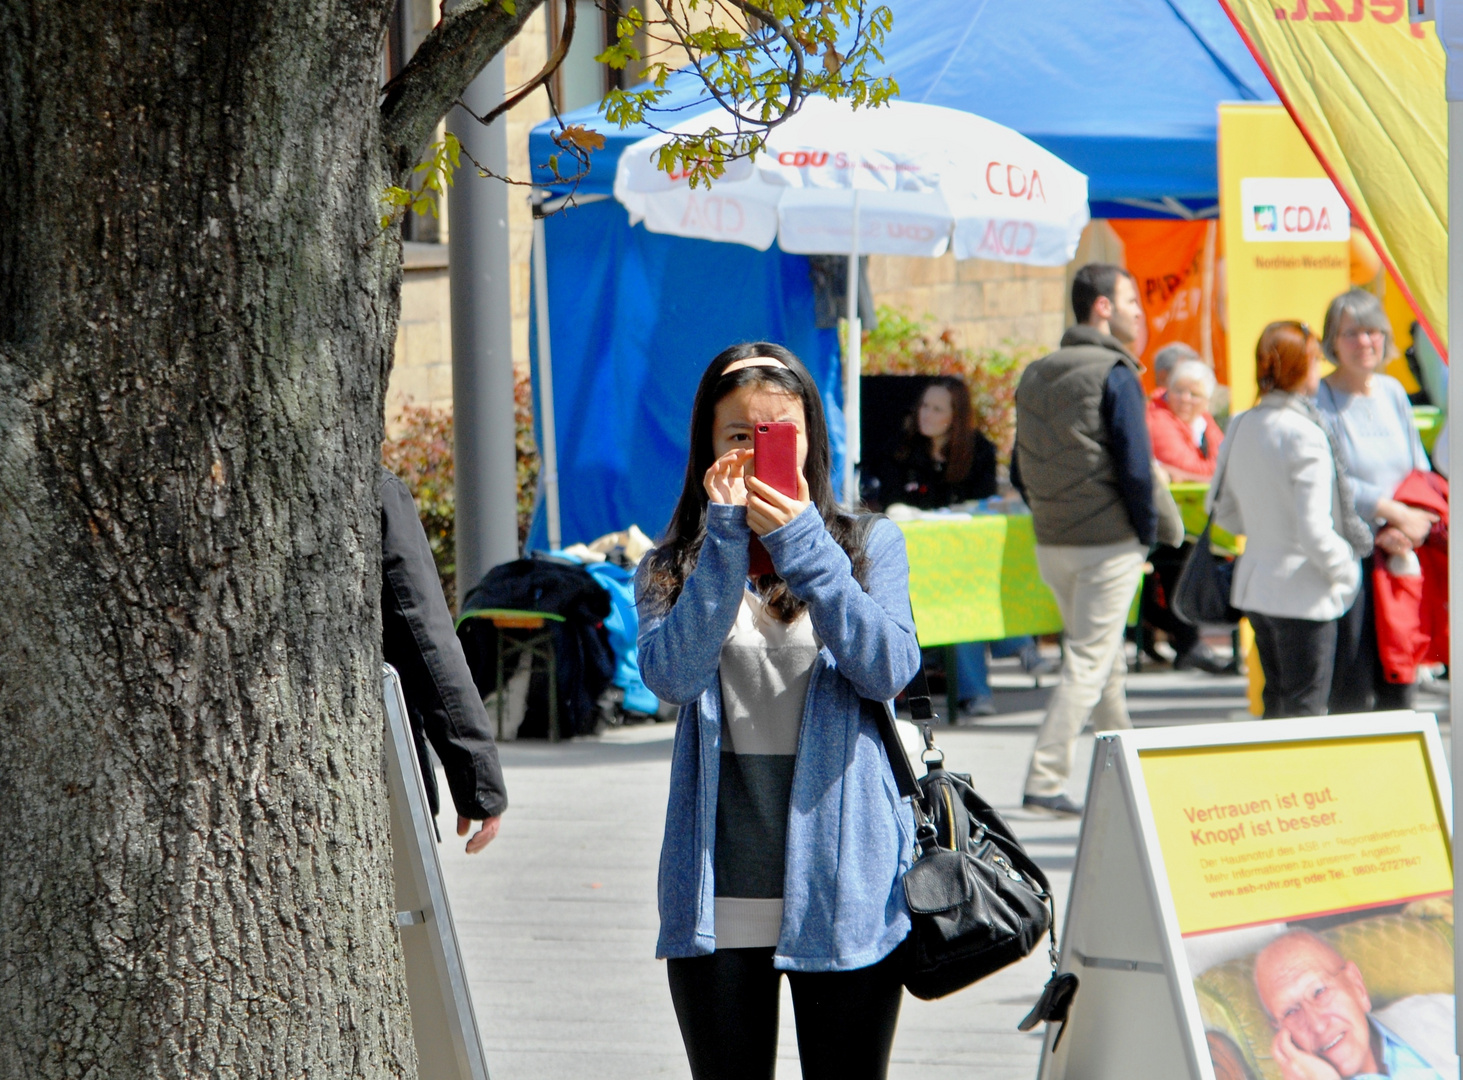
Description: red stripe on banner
xmin=1214 ymin=0 xmax=1449 ymax=362
xmin=1179 ymin=889 xmax=1455 ymax=938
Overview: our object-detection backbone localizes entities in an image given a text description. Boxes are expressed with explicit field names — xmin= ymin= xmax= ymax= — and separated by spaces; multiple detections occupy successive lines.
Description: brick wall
xmin=866 ymin=253 xmax=1068 ymax=353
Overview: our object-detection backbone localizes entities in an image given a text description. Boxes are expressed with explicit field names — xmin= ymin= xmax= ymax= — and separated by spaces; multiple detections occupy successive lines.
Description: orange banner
xmin=1109 ymin=220 xmax=1227 ymax=392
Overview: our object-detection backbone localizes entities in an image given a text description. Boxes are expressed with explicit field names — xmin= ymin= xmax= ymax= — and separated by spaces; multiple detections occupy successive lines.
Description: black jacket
xmin=457 ymin=556 xmax=615 ymax=739
xmin=875 ymin=431 xmax=998 ymax=510
xmin=380 ymin=468 xmax=508 ymax=820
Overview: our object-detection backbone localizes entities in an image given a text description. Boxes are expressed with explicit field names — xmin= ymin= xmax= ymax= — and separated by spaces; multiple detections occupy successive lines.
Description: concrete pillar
xmin=448 ymin=55 xmax=520 ymax=607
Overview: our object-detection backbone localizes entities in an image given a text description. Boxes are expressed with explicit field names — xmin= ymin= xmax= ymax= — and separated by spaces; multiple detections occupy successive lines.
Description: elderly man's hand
xmin=1271 ymin=1031 xmax=1341 ymax=1080
xmin=458 ymin=815 xmax=502 ymax=854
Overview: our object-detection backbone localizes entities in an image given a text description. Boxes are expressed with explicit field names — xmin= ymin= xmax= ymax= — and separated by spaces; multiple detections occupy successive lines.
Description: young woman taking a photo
xmin=635 ymin=342 xmax=921 ymax=1080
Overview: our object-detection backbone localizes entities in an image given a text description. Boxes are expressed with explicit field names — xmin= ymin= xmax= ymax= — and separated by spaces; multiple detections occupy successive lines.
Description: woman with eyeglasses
xmin=1314 ymin=288 xmax=1435 ymax=713
xmin=1208 ymin=323 xmax=1369 ymax=717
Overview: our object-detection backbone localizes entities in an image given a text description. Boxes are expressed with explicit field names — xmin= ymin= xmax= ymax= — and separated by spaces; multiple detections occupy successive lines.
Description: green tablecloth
xmin=898 ymin=515 xmax=1063 ymax=646
xmin=1414 ymin=406 xmax=1442 ymax=454
xmin=1169 ymin=482 xmax=1238 ymax=553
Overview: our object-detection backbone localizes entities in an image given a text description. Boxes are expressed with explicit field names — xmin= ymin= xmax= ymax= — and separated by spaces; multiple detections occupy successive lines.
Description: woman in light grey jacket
xmin=1209 ymin=322 xmax=1369 ymax=717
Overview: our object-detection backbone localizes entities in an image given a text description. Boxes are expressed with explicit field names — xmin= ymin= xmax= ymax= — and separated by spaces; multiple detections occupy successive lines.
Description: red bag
xmin=1372 ymin=470 xmax=1448 ymax=684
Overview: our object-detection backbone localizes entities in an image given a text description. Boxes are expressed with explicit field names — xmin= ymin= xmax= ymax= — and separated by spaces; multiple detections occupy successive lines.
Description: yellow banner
xmin=1140 ymin=734 xmax=1452 ymax=936
xmin=1219 ymin=0 xmax=1447 ymax=356
xmin=1219 ymin=104 xmax=1351 ymax=411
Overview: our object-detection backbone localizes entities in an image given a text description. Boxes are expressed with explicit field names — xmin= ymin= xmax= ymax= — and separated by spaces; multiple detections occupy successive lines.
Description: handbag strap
xmin=872 ymin=687 xmax=925 ymax=803
xmin=1191 ymin=409 xmax=1245 ymax=538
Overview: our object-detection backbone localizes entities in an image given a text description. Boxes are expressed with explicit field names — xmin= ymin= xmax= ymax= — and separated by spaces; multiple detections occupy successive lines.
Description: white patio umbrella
xmin=612 ymin=96 xmax=1091 ymax=502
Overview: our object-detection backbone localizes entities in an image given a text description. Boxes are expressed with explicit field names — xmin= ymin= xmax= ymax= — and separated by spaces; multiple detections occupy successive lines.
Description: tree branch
xmin=380 ymin=0 xmax=549 ymax=174
xmin=456 ymin=0 xmax=574 ymax=129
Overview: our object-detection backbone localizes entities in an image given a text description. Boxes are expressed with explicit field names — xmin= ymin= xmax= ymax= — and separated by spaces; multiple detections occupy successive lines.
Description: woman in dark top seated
xmin=878 ymin=377 xmax=997 ymax=509
xmin=876 ymin=377 xmax=1055 ymax=718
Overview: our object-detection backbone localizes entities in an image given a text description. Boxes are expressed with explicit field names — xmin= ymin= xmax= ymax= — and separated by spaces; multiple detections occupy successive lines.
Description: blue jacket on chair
xmin=635 ymin=502 xmax=922 ymax=972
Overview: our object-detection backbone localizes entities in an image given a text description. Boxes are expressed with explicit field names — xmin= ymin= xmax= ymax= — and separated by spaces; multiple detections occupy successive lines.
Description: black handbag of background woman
xmin=870 ymin=669 xmax=1076 ymax=1033
xmin=1171 ymin=415 xmax=1244 ymax=627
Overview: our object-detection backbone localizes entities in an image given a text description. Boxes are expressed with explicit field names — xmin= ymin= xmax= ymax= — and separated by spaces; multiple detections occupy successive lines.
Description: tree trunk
xmin=0 ymin=1 xmax=419 ymax=1076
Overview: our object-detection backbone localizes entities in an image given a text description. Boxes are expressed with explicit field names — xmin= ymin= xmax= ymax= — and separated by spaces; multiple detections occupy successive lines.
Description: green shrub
xmin=381 ymin=369 xmax=541 ymax=607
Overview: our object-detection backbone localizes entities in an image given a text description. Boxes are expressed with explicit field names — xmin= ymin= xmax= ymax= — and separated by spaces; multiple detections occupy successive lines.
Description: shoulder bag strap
xmin=1193 ymin=410 xmax=1244 ymax=540
xmin=849 ymin=510 xmax=929 ymax=804
xmin=871 ymin=680 xmax=925 ymax=802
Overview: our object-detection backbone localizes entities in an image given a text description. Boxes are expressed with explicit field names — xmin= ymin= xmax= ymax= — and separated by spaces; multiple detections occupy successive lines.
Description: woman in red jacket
xmin=1141 ymin=359 xmax=1228 ymax=672
xmin=1148 ymin=360 xmax=1224 ymax=480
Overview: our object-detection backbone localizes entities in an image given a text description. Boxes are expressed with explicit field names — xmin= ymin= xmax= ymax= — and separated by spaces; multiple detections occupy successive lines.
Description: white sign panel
xmin=384 ymin=665 xmax=492 ymax=1080
xmin=1038 ymin=712 xmax=1454 ymax=1080
xmin=1240 ymin=176 xmax=1350 ymax=243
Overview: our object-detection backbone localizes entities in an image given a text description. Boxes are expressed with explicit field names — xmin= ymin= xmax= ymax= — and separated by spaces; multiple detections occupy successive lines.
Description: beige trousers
xmin=1023 ymin=540 xmax=1147 ymax=798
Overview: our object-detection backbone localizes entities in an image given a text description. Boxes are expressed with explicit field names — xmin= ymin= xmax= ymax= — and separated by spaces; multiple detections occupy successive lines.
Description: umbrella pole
xmin=532 ymin=196 xmax=563 ymax=552
xmin=844 ymin=190 xmax=862 ymax=507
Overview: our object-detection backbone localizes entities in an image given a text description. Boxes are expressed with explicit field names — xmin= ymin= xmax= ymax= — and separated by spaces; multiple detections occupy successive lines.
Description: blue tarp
xmin=530 ymin=0 xmax=1276 ymax=212
xmin=873 ymin=0 xmax=1274 ymax=217
xmin=526 ymin=200 xmax=841 ymax=550
xmin=525 ymin=0 xmax=1278 ymax=549
xmin=582 ymin=561 xmax=659 ymax=715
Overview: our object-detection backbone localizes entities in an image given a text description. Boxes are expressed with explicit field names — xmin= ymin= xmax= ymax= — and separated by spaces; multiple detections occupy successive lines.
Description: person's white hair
xmin=1167 ymin=359 xmax=1216 ymax=398
xmin=1153 ymin=342 xmax=1201 ymax=378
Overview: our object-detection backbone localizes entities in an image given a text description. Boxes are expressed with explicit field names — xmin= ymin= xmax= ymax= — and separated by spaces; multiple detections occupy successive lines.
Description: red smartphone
xmin=748 ymin=422 xmax=799 ymax=576
xmin=753 ymin=422 xmax=800 ymax=498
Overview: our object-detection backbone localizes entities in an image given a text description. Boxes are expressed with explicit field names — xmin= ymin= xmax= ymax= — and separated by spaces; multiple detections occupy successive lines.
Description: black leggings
xmin=1247 ymin=612 xmax=1336 ymax=718
xmin=666 ymin=946 xmax=904 ymax=1080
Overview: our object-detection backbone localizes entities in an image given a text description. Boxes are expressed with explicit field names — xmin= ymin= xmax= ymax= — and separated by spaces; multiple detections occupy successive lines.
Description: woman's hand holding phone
xmin=704 ymin=449 xmax=752 ymax=506
xmin=745 ymin=471 xmax=810 ymax=535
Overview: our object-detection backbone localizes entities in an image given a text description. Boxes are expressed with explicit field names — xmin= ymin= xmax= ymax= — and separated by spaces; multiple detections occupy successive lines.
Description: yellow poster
xmin=1218 ymin=0 xmax=1446 ymax=356
xmin=1219 ymin=104 xmax=1351 ymax=412
xmin=1140 ymin=734 xmax=1451 ymax=936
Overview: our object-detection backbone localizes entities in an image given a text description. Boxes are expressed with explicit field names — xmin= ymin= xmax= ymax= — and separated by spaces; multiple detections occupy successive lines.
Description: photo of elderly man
xmin=1254 ymin=930 xmax=1458 ymax=1080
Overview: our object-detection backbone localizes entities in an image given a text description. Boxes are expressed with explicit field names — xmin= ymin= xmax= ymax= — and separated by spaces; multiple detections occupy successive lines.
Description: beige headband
xmin=722 ymin=356 xmax=789 ymax=375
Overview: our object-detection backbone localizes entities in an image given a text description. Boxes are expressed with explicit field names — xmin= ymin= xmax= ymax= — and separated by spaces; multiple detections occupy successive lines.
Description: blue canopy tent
xmin=525 ymin=0 xmax=1276 ymax=551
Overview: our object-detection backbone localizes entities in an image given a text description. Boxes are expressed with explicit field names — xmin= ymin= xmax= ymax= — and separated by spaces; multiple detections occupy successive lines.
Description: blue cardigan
xmin=635 ymin=502 xmax=923 ymax=971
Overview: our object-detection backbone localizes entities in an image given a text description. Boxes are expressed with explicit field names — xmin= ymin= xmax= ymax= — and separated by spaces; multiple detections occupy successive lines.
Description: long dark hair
xmin=640 ymin=342 xmax=867 ymax=622
xmin=894 ymin=375 xmax=975 ymax=483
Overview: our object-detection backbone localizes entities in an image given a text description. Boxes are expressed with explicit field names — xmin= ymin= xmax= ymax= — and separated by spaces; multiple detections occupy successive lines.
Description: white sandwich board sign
xmin=1038 ymin=712 xmax=1455 ymax=1080
xmin=383 ymin=664 xmax=492 ymax=1080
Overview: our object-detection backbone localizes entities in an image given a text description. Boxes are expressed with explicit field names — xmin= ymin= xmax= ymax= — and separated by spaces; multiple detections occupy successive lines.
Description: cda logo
xmin=1240 ymin=177 xmax=1349 ymax=243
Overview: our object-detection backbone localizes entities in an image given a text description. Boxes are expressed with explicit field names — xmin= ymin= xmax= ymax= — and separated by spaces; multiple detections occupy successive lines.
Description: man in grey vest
xmin=1011 ymin=264 xmax=1157 ymax=816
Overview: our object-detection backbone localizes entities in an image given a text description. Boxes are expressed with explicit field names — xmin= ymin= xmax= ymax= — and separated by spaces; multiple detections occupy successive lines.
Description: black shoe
xmin=1023 ymin=793 xmax=1083 ymax=817
xmin=1173 ymin=643 xmax=1229 ymax=675
xmin=1018 ymin=643 xmax=1060 ymax=677
xmin=957 ymin=696 xmax=997 ymax=719
xmin=1141 ymin=638 xmax=1172 ymax=665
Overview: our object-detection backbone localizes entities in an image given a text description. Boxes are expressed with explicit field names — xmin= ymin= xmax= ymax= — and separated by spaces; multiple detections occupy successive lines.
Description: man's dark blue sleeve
xmin=1009 ymin=443 xmax=1026 ymax=501
xmin=1101 ymin=364 xmax=1157 ymax=545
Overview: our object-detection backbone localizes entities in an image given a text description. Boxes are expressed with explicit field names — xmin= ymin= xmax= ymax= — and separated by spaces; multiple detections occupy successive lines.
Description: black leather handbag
xmin=871 ymin=669 xmax=1074 ymax=1015
xmin=1171 ymin=414 xmax=1245 ymax=627
xmin=1170 ymin=517 xmax=1241 ymax=626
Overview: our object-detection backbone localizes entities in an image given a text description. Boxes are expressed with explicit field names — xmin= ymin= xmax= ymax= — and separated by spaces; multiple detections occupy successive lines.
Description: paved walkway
xmin=434 ymin=663 xmax=1450 ymax=1080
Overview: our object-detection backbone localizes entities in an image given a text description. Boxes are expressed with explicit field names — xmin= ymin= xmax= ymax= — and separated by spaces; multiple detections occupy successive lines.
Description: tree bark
xmin=0 ymin=1 xmax=425 ymax=1075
